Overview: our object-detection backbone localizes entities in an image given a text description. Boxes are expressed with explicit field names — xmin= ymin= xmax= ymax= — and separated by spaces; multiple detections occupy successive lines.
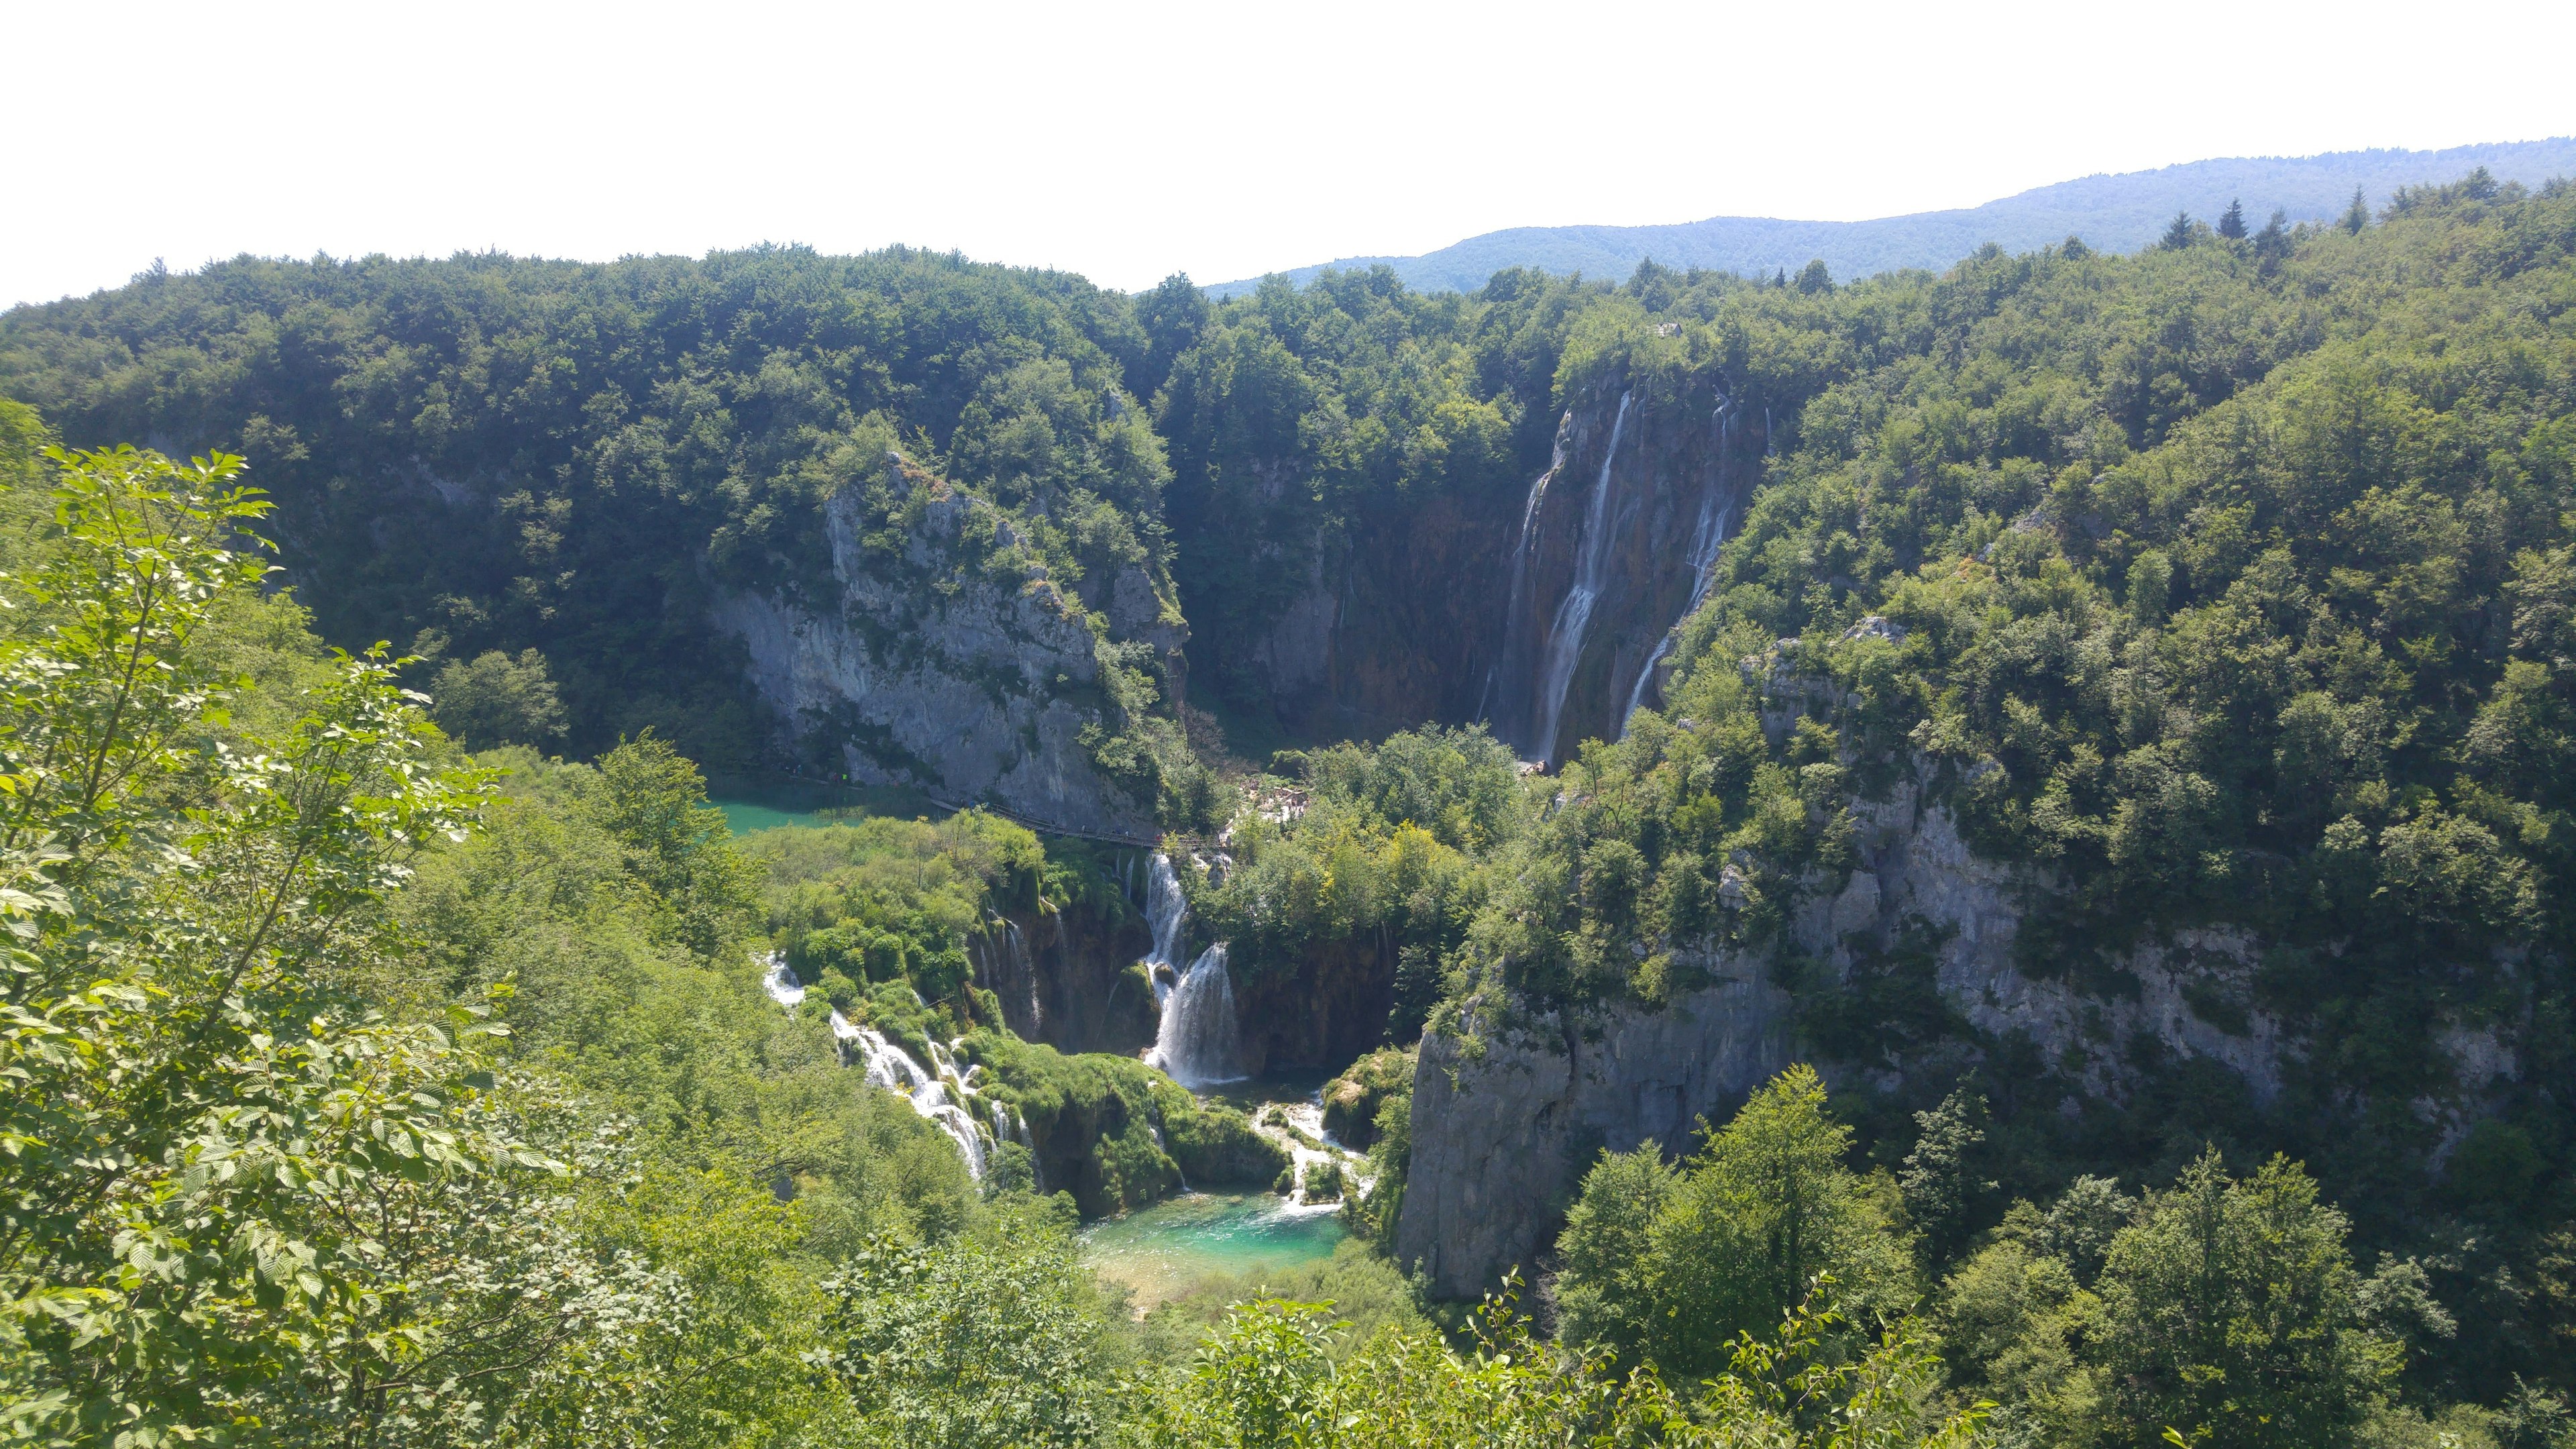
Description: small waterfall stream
xmin=1621 ymin=397 xmax=1737 ymax=731
xmin=761 ymin=953 xmax=1026 ymax=1183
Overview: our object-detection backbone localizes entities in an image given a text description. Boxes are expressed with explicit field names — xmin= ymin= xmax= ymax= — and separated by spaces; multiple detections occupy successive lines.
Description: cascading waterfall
xmin=1134 ymin=852 xmax=1244 ymax=1087
xmin=1140 ymin=853 xmax=1189 ymax=978
xmin=759 ymin=953 xmax=1025 ymax=1182
xmin=1620 ymin=397 xmax=1737 ymax=732
xmin=1148 ymin=943 xmax=1243 ymax=1087
xmin=1527 ymin=390 xmax=1632 ymax=766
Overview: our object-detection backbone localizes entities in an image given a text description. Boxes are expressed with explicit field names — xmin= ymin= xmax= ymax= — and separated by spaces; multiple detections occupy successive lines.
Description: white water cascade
xmin=1474 ymin=426 xmax=1574 ymax=724
xmin=1133 ymin=853 xmax=1244 ymax=1087
xmin=759 ymin=953 xmax=1025 ymax=1182
xmin=1620 ymin=398 xmax=1738 ymax=732
xmin=1140 ymin=853 xmax=1189 ymax=978
xmin=1148 ymin=943 xmax=1244 ymax=1087
xmin=1527 ymin=390 xmax=1632 ymax=766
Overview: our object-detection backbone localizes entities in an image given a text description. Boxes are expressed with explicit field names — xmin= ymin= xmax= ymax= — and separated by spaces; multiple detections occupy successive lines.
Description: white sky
xmin=6 ymin=0 xmax=2573 ymax=307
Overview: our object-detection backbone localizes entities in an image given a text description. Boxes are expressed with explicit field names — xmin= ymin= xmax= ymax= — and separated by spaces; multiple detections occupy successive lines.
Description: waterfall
xmin=1132 ymin=852 xmax=1245 ymax=1087
xmin=758 ymin=952 xmax=1000 ymax=1181
xmin=1621 ymin=398 xmax=1737 ymax=732
xmin=761 ymin=955 xmax=806 ymax=1009
xmin=1527 ymin=390 xmax=1633 ymax=766
xmin=1140 ymin=853 xmax=1187 ymax=976
xmin=1148 ymin=943 xmax=1244 ymax=1087
xmin=1476 ymin=439 xmax=1568 ymax=724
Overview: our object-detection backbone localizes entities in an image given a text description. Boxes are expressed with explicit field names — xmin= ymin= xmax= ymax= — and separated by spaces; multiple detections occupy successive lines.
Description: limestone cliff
xmin=972 ymin=898 xmax=1159 ymax=1058
xmin=1395 ymin=961 xmax=1794 ymax=1300
xmin=710 ymin=456 xmax=1186 ymax=840
xmin=1483 ymin=376 xmax=1760 ymax=764
xmin=1218 ymin=378 xmax=1760 ymax=752
xmin=1395 ymin=739 xmax=2526 ymax=1297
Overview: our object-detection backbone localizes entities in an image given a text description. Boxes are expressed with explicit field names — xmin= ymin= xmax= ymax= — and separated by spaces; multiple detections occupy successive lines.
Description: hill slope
xmin=1214 ymin=138 xmax=2576 ymax=295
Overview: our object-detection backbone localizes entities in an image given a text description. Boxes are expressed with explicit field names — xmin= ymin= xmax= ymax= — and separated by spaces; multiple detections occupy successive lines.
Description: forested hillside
xmin=5 ymin=168 xmax=2576 ymax=1446
xmin=1216 ymin=137 xmax=2576 ymax=296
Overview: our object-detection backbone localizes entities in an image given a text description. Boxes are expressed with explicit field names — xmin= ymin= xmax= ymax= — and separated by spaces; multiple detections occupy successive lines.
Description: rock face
xmin=709 ymin=462 xmax=1184 ymax=840
xmin=1396 ymin=748 xmax=2526 ymax=1299
xmin=1395 ymin=960 xmax=1795 ymax=1300
xmin=1213 ymin=379 xmax=1760 ymax=750
xmin=1231 ymin=938 xmax=1401 ymax=1078
xmin=1483 ymin=378 xmax=1760 ymax=764
xmin=971 ymin=900 xmax=1159 ymax=1058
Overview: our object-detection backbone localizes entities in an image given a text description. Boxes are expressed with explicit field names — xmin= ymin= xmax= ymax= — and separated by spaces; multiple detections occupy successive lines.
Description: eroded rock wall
xmin=975 ymin=900 xmax=1160 ymax=1058
xmin=1483 ymin=378 xmax=1758 ymax=764
xmin=1395 ymin=961 xmax=1795 ymax=1300
xmin=710 ymin=462 xmax=1183 ymax=839
xmin=1397 ymin=753 xmax=2528 ymax=1299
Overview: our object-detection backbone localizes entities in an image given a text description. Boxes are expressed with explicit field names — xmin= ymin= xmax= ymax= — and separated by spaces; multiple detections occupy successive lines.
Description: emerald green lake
xmin=1081 ymin=1191 xmax=1345 ymax=1307
xmin=711 ymin=798 xmax=826 ymax=836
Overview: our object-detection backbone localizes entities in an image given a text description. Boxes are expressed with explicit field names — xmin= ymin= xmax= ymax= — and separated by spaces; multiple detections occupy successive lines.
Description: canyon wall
xmin=1395 ymin=961 xmax=1796 ymax=1299
xmin=973 ymin=898 xmax=1160 ymax=1058
xmin=1395 ymin=742 xmax=2527 ymax=1299
xmin=1226 ymin=376 xmax=1762 ymax=757
xmin=1481 ymin=377 xmax=1758 ymax=764
xmin=710 ymin=459 xmax=1184 ymax=840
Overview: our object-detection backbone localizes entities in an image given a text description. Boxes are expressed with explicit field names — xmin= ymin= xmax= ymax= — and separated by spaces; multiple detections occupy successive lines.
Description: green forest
xmin=4 ymin=168 xmax=2576 ymax=1446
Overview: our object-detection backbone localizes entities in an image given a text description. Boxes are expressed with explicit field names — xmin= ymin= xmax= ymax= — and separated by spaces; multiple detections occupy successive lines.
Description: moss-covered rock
xmin=1321 ymin=1045 xmax=1415 ymax=1151
xmin=1148 ymin=1079 xmax=1290 ymax=1187
xmin=963 ymin=1032 xmax=1286 ymax=1218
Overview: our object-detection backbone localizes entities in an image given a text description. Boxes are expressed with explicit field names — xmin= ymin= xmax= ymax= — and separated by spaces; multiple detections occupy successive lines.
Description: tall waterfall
xmin=1475 ymin=425 xmax=1573 ymax=724
xmin=1149 ymin=944 xmax=1243 ymax=1087
xmin=1136 ymin=853 xmax=1243 ymax=1087
xmin=1621 ymin=397 xmax=1737 ymax=732
xmin=1527 ymin=390 xmax=1632 ymax=765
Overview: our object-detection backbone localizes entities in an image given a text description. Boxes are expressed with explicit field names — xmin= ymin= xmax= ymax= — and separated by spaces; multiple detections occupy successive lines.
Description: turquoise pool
xmin=1081 ymin=1190 xmax=1345 ymax=1308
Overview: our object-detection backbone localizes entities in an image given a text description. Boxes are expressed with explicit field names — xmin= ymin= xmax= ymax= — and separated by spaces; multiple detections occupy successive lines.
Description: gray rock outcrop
xmin=1395 ymin=959 xmax=1794 ymax=1300
xmin=710 ymin=462 xmax=1184 ymax=840
xmin=1397 ymin=756 xmax=2522 ymax=1299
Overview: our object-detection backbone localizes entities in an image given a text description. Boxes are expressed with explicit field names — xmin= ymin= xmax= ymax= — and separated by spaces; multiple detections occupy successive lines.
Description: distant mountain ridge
xmin=1212 ymin=139 xmax=2576 ymax=297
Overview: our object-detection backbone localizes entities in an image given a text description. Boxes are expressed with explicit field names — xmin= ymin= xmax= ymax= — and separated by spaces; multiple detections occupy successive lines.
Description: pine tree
xmin=2216 ymin=197 xmax=2247 ymax=240
xmin=2342 ymin=185 xmax=2370 ymax=233
xmin=2160 ymin=210 xmax=2197 ymax=250
xmin=2254 ymin=208 xmax=2292 ymax=268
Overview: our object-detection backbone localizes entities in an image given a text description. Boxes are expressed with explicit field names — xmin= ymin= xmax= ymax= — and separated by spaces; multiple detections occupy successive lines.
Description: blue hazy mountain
xmin=1211 ymin=139 xmax=2576 ymax=297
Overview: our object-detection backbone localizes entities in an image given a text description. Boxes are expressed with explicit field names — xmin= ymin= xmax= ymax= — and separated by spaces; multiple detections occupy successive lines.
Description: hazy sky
xmin=7 ymin=0 xmax=2573 ymax=307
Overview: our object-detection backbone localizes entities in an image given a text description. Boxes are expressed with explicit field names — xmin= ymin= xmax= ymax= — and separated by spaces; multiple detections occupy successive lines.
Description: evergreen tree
xmin=2253 ymin=207 xmax=2292 ymax=268
xmin=2216 ymin=197 xmax=2247 ymax=240
xmin=2160 ymin=210 xmax=2198 ymax=249
xmin=1899 ymin=1087 xmax=1994 ymax=1272
xmin=2343 ymin=185 xmax=2371 ymax=233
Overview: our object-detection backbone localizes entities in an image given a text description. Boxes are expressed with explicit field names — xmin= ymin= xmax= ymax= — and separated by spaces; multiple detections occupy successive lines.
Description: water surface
xmin=1081 ymin=1190 xmax=1344 ymax=1308
xmin=712 ymin=798 xmax=828 ymax=835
